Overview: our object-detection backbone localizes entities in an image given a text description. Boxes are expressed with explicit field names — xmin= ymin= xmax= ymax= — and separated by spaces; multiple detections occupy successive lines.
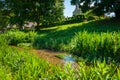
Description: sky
xmin=64 ymin=0 xmax=75 ymax=17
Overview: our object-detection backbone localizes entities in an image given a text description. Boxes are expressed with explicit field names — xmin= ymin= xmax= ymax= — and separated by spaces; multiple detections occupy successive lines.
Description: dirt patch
xmin=31 ymin=49 xmax=65 ymax=66
xmin=12 ymin=46 xmax=79 ymax=68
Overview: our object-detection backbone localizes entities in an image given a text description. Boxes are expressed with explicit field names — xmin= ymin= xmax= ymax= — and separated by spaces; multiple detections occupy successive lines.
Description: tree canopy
xmin=71 ymin=0 xmax=120 ymax=18
xmin=0 ymin=0 xmax=64 ymax=29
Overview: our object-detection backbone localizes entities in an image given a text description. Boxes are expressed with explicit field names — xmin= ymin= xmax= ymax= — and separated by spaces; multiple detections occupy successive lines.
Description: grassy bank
xmin=0 ymin=35 xmax=74 ymax=79
xmin=33 ymin=19 xmax=120 ymax=61
xmin=0 ymin=35 xmax=120 ymax=79
xmin=2 ymin=19 xmax=120 ymax=61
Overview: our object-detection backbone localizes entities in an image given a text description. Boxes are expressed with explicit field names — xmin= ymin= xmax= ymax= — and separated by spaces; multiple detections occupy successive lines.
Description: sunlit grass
xmin=40 ymin=20 xmax=90 ymax=31
xmin=1 ymin=18 xmax=120 ymax=79
xmin=0 ymin=43 xmax=120 ymax=79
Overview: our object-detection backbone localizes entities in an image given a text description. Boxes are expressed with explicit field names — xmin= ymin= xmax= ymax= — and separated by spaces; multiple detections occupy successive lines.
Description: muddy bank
xmin=12 ymin=46 xmax=79 ymax=68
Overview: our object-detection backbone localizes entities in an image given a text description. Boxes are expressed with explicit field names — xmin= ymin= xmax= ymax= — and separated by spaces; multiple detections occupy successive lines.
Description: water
xmin=63 ymin=54 xmax=78 ymax=68
xmin=63 ymin=55 xmax=75 ymax=62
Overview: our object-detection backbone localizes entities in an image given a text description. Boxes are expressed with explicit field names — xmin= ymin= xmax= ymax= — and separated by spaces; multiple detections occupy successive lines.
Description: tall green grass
xmin=3 ymin=19 xmax=120 ymax=61
xmin=0 ymin=45 xmax=120 ymax=79
xmin=1 ymin=22 xmax=120 ymax=79
xmin=4 ymin=29 xmax=37 ymax=45
xmin=32 ymin=19 xmax=120 ymax=61
xmin=0 ymin=36 xmax=75 ymax=79
xmin=68 ymin=31 xmax=120 ymax=61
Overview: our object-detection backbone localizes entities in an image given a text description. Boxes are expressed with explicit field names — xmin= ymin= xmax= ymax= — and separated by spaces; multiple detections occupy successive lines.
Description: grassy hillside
xmin=3 ymin=18 xmax=120 ymax=61
xmin=1 ymin=18 xmax=120 ymax=79
xmin=32 ymin=19 xmax=120 ymax=61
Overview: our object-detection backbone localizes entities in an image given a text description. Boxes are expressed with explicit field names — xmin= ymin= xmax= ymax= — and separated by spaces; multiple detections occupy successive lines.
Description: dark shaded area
xmin=40 ymin=14 xmax=86 ymax=28
xmin=38 ymin=18 xmax=120 ymax=35
xmin=36 ymin=19 xmax=120 ymax=47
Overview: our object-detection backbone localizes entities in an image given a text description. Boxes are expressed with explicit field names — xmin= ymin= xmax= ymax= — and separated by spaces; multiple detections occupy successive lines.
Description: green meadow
xmin=0 ymin=18 xmax=120 ymax=79
xmin=34 ymin=19 xmax=120 ymax=62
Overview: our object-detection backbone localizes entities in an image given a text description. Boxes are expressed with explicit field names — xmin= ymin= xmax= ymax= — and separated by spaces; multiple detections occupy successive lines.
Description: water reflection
xmin=63 ymin=55 xmax=77 ymax=68
xmin=63 ymin=55 xmax=75 ymax=62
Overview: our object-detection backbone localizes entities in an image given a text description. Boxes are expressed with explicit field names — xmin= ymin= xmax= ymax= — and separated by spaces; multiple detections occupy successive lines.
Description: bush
xmin=4 ymin=30 xmax=37 ymax=45
xmin=87 ymin=16 xmax=96 ymax=20
xmin=0 ymin=34 xmax=8 ymax=46
xmin=65 ymin=14 xmax=85 ymax=24
xmin=32 ymin=35 xmax=67 ymax=51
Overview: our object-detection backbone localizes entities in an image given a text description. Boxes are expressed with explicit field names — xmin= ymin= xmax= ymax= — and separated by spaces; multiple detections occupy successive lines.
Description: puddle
xmin=63 ymin=55 xmax=75 ymax=62
xmin=63 ymin=54 xmax=78 ymax=68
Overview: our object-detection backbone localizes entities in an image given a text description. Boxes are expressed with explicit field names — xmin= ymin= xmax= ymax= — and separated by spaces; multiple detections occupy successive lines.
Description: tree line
xmin=71 ymin=0 xmax=120 ymax=18
xmin=0 ymin=0 xmax=64 ymax=29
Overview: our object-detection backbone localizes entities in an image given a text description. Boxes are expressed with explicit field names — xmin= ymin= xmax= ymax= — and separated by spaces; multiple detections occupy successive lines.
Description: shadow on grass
xmin=33 ymin=19 xmax=120 ymax=63
xmin=39 ymin=18 xmax=120 ymax=34
xmin=34 ymin=18 xmax=120 ymax=49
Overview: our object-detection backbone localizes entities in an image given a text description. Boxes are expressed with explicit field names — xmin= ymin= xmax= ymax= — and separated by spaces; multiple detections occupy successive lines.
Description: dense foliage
xmin=4 ymin=30 xmax=37 ymax=45
xmin=0 ymin=0 xmax=64 ymax=29
xmin=71 ymin=0 xmax=120 ymax=18
xmin=65 ymin=14 xmax=85 ymax=24
xmin=69 ymin=31 xmax=120 ymax=62
xmin=0 ymin=0 xmax=120 ymax=79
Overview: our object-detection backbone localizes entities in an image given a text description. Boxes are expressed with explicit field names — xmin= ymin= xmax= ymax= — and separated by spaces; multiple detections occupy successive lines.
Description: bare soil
xmin=31 ymin=49 xmax=65 ymax=66
xmin=12 ymin=46 xmax=79 ymax=68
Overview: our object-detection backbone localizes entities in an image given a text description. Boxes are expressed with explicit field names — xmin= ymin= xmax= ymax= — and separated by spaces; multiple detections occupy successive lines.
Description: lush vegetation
xmin=0 ymin=34 xmax=120 ymax=79
xmin=0 ymin=0 xmax=64 ymax=29
xmin=32 ymin=19 xmax=120 ymax=61
xmin=0 ymin=0 xmax=120 ymax=79
xmin=2 ymin=19 xmax=120 ymax=61
xmin=4 ymin=30 xmax=36 ymax=45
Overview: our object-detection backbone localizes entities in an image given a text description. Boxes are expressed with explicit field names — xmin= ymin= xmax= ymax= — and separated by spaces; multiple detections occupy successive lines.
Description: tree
xmin=0 ymin=0 xmax=9 ymax=29
xmin=0 ymin=0 xmax=64 ymax=29
xmin=0 ymin=11 xmax=9 ymax=29
xmin=71 ymin=0 xmax=120 ymax=18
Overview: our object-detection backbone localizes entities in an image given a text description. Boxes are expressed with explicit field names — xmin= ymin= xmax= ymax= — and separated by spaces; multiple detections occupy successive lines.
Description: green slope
xmin=32 ymin=18 xmax=120 ymax=61
xmin=1 ymin=18 xmax=120 ymax=79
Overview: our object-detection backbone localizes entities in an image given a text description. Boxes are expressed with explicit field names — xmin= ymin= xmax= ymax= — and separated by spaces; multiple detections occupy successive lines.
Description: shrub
xmin=65 ymin=14 xmax=85 ymax=24
xmin=4 ymin=30 xmax=37 ymax=45
xmin=0 ymin=34 xmax=8 ymax=46
xmin=32 ymin=35 xmax=66 ymax=51
xmin=87 ymin=16 xmax=96 ymax=21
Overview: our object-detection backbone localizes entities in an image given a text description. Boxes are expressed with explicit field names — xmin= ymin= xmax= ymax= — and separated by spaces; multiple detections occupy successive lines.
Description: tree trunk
xmin=115 ymin=8 xmax=120 ymax=18
xmin=35 ymin=21 xmax=39 ymax=31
